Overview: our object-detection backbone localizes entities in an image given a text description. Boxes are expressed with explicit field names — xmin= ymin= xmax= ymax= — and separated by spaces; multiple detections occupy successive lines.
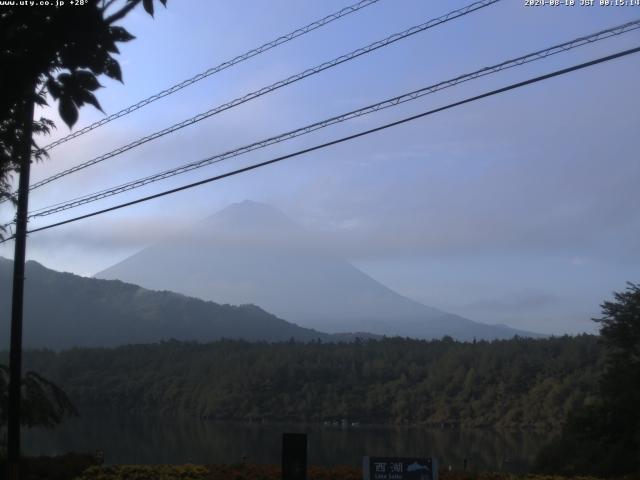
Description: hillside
xmin=97 ymin=201 xmax=540 ymax=340
xmin=12 ymin=336 xmax=603 ymax=429
xmin=0 ymin=257 xmax=335 ymax=349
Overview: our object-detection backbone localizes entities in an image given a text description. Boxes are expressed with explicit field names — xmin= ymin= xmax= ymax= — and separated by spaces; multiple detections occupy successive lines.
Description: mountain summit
xmin=96 ymin=201 xmax=538 ymax=340
xmin=205 ymin=199 xmax=302 ymax=232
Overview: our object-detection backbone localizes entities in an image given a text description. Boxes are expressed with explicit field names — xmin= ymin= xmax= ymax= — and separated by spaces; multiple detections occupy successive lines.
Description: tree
xmin=535 ymin=282 xmax=640 ymax=477
xmin=593 ymin=282 xmax=640 ymax=471
xmin=0 ymin=0 xmax=167 ymax=215
xmin=1 ymin=2 xmax=168 ymax=476
xmin=0 ymin=364 xmax=76 ymax=430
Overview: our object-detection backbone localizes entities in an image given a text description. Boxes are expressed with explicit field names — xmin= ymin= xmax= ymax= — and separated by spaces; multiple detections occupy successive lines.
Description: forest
xmin=6 ymin=335 xmax=602 ymax=429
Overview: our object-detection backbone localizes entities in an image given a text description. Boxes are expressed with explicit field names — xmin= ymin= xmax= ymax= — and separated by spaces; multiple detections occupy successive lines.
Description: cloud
xmin=463 ymin=291 xmax=562 ymax=313
xmin=29 ymin=215 xmax=187 ymax=251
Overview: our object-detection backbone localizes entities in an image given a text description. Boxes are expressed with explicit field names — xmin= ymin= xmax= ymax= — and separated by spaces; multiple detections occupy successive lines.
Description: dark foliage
xmin=68 ymin=463 xmax=640 ymax=480
xmin=0 ymin=0 xmax=166 ymax=223
xmin=0 ymin=453 xmax=99 ymax=480
xmin=0 ymin=364 xmax=77 ymax=428
xmin=11 ymin=335 xmax=602 ymax=429
xmin=534 ymin=283 xmax=640 ymax=477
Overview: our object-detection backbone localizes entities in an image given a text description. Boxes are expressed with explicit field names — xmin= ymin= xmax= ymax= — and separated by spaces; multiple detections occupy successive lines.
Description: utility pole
xmin=7 ymin=87 xmax=35 ymax=480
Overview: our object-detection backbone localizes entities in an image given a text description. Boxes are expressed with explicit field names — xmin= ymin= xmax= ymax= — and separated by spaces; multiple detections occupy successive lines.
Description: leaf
xmin=46 ymin=78 xmax=62 ymax=99
xmin=32 ymin=117 xmax=55 ymax=136
xmin=143 ymin=0 xmax=154 ymax=16
xmin=59 ymin=97 xmax=78 ymax=128
xmin=103 ymin=57 xmax=122 ymax=82
xmin=104 ymin=40 xmax=120 ymax=54
xmin=86 ymin=49 xmax=111 ymax=76
xmin=59 ymin=44 xmax=86 ymax=71
xmin=78 ymin=90 xmax=104 ymax=113
xmin=39 ymin=117 xmax=56 ymax=130
xmin=31 ymin=138 xmax=50 ymax=162
xmin=109 ymin=26 xmax=136 ymax=43
xmin=74 ymin=70 xmax=102 ymax=91
xmin=34 ymin=93 xmax=48 ymax=107
xmin=57 ymin=73 xmax=73 ymax=86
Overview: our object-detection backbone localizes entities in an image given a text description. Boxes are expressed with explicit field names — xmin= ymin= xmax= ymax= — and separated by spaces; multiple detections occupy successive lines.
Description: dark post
xmin=282 ymin=433 xmax=307 ymax=480
xmin=7 ymin=89 xmax=35 ymax=480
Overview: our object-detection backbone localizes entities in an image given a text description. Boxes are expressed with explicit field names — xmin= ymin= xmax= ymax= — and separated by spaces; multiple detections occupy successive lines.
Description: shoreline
xmin=63 ymin=408 xmax=560 ymax=432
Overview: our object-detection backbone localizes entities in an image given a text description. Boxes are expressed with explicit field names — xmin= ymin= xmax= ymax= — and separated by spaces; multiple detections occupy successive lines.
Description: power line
xmin=1 ymin=45 xmax=634 ymax=244
xmin=38 ymin=0 xmax=383 ymax=153
xmin=27 ymin=19 xmax=640 ymax=219
xmin=22 ymin=0 xmax=499 ymax=195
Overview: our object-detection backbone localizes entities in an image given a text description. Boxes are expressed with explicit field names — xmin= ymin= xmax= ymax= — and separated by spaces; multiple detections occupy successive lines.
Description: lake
xmin=23 ymin=412 xmax=549 ymax=473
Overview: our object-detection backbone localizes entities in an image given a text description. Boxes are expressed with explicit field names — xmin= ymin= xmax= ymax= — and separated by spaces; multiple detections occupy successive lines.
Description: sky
xmin=1 ymin=0 xmax=639 ymax=335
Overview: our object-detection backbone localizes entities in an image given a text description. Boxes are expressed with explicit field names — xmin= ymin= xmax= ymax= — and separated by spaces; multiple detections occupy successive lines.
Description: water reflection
xmin=23 ymin=413 xmax=548 ymax=473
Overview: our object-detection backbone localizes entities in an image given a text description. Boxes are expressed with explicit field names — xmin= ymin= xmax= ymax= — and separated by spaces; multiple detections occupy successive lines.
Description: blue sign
xmin=363 ymin=457 xmax=438 ymax=480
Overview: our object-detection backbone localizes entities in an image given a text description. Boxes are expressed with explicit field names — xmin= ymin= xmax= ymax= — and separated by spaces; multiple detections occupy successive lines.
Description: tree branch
xmin=101 ymin=0 xmax=119 ymax=14
xmin=105 ymin=0 xmax=141 ymax=25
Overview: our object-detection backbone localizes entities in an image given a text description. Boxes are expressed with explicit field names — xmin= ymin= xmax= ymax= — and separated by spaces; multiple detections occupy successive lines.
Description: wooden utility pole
xmin=7 ymin=88 xmax=35 ymax=480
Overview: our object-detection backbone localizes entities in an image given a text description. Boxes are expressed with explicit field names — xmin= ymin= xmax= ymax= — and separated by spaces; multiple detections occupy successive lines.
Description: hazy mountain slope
xmin=0 ymin=258 xmax=334 ymax=349
xmin=96 ymin=201 xmax=539 ymax=340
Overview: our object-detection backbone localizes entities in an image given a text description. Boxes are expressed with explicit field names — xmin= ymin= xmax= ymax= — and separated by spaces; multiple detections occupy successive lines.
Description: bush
xmin=0 ymin=452 xmax=98 ymax=480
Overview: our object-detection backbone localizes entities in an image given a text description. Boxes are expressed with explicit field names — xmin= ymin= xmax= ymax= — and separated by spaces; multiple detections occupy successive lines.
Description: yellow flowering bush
xmin=71 ymin=464 xmax=618 ymax=480
xmin=73 ymin=464 xmax=210 ymax=480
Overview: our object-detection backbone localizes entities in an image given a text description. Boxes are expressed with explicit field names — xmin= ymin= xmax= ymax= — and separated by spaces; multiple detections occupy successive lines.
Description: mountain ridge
xmin=96 ymin=200 xmax=541 ymax=340
xmin=0 ymin=257 xmax=358 ymax=349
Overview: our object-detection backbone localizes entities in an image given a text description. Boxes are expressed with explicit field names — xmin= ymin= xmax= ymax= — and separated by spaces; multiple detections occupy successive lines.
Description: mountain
xmin=96 ymin=201 xmax=539 ymax=340
xmin=0 ymin=257 xmax=336 ymax=349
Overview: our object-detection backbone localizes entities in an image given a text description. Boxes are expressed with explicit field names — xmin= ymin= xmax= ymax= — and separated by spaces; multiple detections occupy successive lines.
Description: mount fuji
xmin=96 ymin=201 xmax=539 ymax=340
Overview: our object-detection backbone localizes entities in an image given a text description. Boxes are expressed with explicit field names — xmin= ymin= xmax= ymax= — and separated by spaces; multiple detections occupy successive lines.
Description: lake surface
xmin=23 ymin=413 xmax=549 ymax=473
